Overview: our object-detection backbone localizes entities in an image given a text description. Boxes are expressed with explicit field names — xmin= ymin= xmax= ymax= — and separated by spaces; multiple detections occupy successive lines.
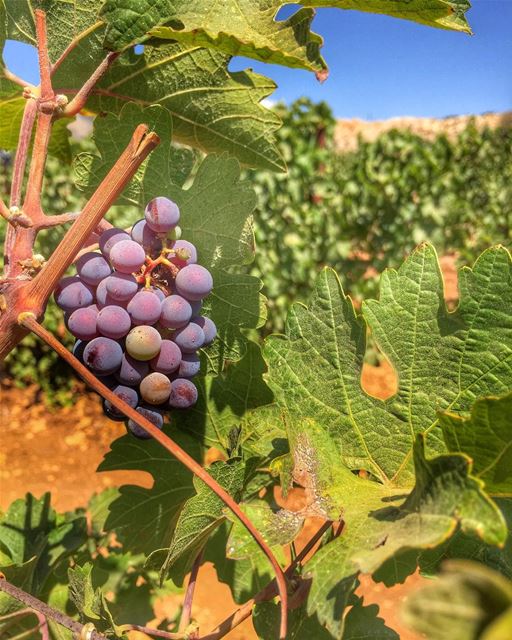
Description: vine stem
xmin=119 ymin=625 xmax=186 ymax=639
xmin=199 ymin=520 xmax=332 ymax=640
xmin=179 ymin=548 xmax=204 ymax=633
xmin=20 ymin=315 xmax=289 ymax=639
xmin=0 ymin=577 xmax=107 ymax=640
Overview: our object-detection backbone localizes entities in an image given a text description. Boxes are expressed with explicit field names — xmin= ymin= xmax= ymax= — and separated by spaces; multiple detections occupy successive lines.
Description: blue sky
xmin=3 ymin=0 xmax=511 ymax=120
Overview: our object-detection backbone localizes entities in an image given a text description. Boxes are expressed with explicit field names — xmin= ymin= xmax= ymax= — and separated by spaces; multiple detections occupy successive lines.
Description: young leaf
xmin=101 ymin=1 xmax=327 ymax=76
xmin=402 ymin=560 xmax=512 ymax=640
xmin=440 ymin=392 xmax=512 ymax=495
xmin=147 ymin=459 xmax=245 ymax=585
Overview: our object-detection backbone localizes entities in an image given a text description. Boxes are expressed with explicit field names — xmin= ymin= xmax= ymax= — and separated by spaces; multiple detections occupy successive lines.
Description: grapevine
xmin=2 ymin=2 xmax=511 ymax=640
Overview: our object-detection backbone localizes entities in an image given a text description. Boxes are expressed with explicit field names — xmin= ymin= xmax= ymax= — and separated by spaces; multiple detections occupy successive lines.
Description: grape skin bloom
xmin=97 ymin=305 xmax=131 ymax=340
xmin=160 ymin=294 xmax=192 ymax=329
xmin=83 ymin=337 xmax=123 ymax=374
xmin=169 ymin=378 xmax=198 ymax=408
xmin=127 ymin=406 xmax=164 ymax=439
xmin=110 ymin=239 xmax=146 ymax=274
xmin=127 ymin=290 xmax=162 ymax=326
xmin=175 ymin=264 xmax=213 ymax=301
xmin=145 ymin=197 xmax=180 ymax=233
xmin=140 ymin=372 xmax=172 ymax=404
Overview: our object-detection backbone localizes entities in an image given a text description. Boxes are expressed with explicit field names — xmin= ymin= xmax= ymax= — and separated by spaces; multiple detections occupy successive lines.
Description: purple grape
xmin=175 ymin=265 xmax=213 ymax=301
xmin=131 ymin=219 xmax=163 ymax=255
xmin=127 ymin=290 xmax=162 ymax=326
xmin=96 ymin=278 xmax=126 ymax=309
xmin=169 ymin=378 xmax=198 ymax=408
xmin=145 ymin=197 xmax=180 ymax=233
xmin=105 ymin=273 xmax=139 ymax=301
xmin=127 ymin=406 xmax=164 ymax=439
xmin=178 ymin=353 xmax=200 ymax=378
xmin=116 ymin=354 xmax=149 ymax=386
xmin=160 ymin=294 xmax=192 ymax=329
xmin=148 ymin=286 xmax=166 ymax=302
xmin=75 ymin=252 xmax=112 ymax=286
xmin=150 ymin=339 xmax=181 ymax=374
xmin=190 ymin=300 xmax=203 ymax=316
xmin=99 ymin=228 xmax=130 ymax=258
xmin=170 ymin=240 xmax=197 ymax=266
xmin=97 ymin=305 xmax=131 ymax=340
xmin=193 ymin=316 xmax=217 ymax=346
xmin=73 ymin=339 xmax=86 ymax=363
xmin=67 ymin=305 xmax=98 ymax=341
xmin=103 ymin=385 xmax=139 ymax=419
xmin=173 ymin=322 xmax=205 ymax=353
xmin=126 ymin=325 xmax=162 ymax=361
xmin=83 ymin=337 xmax=123 ymax=374
xmin=55 ymin=276 xmax=94 ymax=312
xmin=110 ymin=239 xmax=146 ymax=274
xmin=140 ymin=372 xmax=172 ymax=404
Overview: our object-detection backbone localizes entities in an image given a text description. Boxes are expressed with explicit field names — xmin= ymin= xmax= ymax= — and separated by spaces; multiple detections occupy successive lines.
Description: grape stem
xmin=0 ymin=577 xmax=107 ymax=640
xmin=179 ymin=548 xmax=204 ymax=633
xmin=20 ymin=314 xmax=290 ymax=640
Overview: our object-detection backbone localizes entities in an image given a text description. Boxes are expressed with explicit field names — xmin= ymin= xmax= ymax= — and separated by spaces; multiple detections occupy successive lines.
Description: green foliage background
xmin=1 ymin=100 xmax=511 ymax=400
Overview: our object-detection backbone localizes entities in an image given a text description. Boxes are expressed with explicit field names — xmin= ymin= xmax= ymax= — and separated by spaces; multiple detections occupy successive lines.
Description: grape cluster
xmin=55 ymin=197 xmax=216 ymax=439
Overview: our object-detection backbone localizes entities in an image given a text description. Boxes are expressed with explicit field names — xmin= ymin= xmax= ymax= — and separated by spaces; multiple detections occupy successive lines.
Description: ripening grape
xmin=105 ymin=273 xmax=139 ymax=301
xmin=75 ymin=252 xmax=112 ymax=286
xmin=169 ymin=378 xmax=198 ymax=408
xmin=131 ymin=219 xmax=163 ymax=255
xmin=127 ymin=290 xmax=162 ymax=325
xmin=145 ymin=197 xmax=180 ymax=233
xmin=140 ymin=372 xmax=172 ymax=404
xmin=110 ymin=239 xmax=146 ymax=274
xmin=178 ymin=353 xmax=200 ymax=378
xmin=175 ymin=264 xmax=213 ymax=301
xmin=116 ymin=354 xmax=149 ymax=386
xmin=103 ymin=385 xmax=139 ymax=419
xmin=55 ymin=276 xmax=94 ymax=312
xmin=160 ymin=294 xmax=192 ymax=329
xmin=99 ymin=227 xmax=131 ymax=258
xmin=150 ymin=339 xmax=181 ymax=374
xmin=193 ymin=316 xmax=217 ymax=346
xmin=173 ymin=322 xmax=205 ymax=353
xmin=127 ymin=406 xmax=164 ymax=439
xmin=67 ymin=305 xmax=98 ymax=341
xmin=83 ymin=337 xmax=123 ymax=374
xmin=125 ymin=325 xmax=162 ymax=361
xmin=97 ymin=305 xmax=131 ymax=340
xmin=148 ymin=286 xmax=166 ymax=302
xmin=170 ymin=240 xmax=197 ymax=266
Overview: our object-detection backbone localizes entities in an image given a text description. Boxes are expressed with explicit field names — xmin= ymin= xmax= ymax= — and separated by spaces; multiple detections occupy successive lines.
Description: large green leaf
xmin=101 ymin=0 xmax=327 ymax=77
xmin=402 ymin=560 xmax=512 ymax=640
xmin=265 ymin=245 xmax=512 ymax=485
xmin=97 ymin=430 xmax=199 ymax=556
xmin=440 ymin=392 xmax=512 ymax=496
xmin=302 ymin=0 xmax=472 ymax=34
xmin=1 ymin=1 xmax=283 ymax=171
xmin=263 ymin=245 xmax=512 ymax=635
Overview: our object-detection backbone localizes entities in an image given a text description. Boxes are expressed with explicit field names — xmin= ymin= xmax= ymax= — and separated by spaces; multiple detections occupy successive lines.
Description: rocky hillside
xmin=334 ymin=110 xmax=512 ymax=153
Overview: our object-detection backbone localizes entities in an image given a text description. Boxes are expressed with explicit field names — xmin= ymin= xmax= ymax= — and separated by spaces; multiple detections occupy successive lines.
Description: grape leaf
xmin=263 ymin=245 xmax=512 ymax=635
xmin=1 ymin=1 xmax=283 ymax=171
xmin=205 ymin=518 xmax=288 ymax=603
xmin=175 ymin=340 xmax=274 ymax=451
xmin=265 ymin=245 xmax=512 ymax=484
xmin=97 ymin=430 xmax=200 ymax=556
xmin=101 ymin=0 xmax=327 ymax=77
xmin=0 ymin=493 xmax=87 ymax=594
xmin=440 ymin=392 xmax=512 ymax=496
xmin=254 ymin=595 xmax=399 ymax=640
xmin=302 ymin=0 xmax=472 ymax=34
xmin=147 ymin=459 xmax=245 ymax=585
xmin=100 ymin=0 xmax=471 ymax=74
xmin=402 ymin=560 xmax=512 ymax=640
